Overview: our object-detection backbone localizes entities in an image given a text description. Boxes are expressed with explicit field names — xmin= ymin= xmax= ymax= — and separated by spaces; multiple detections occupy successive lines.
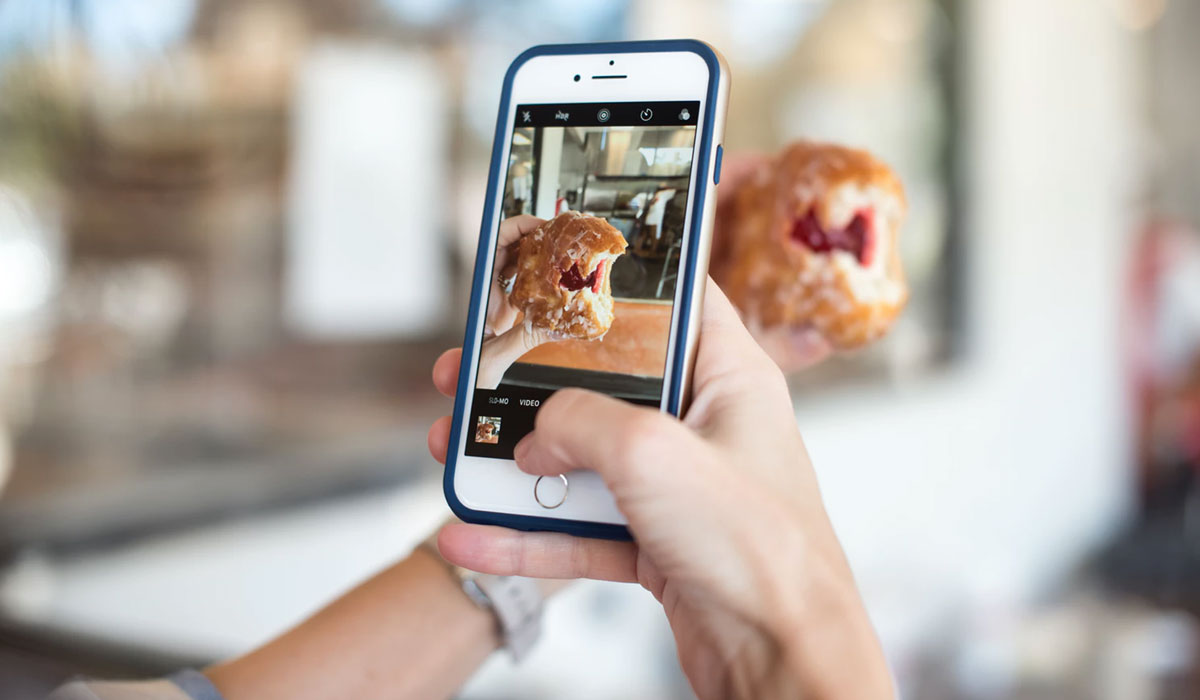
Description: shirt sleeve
xmin=47 ymin=670 xmax=225 ymax=700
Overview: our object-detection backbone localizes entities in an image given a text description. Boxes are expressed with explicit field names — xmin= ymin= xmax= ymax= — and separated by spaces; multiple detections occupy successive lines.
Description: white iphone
xmin=444 ymin=40 xmax=730 ymax=539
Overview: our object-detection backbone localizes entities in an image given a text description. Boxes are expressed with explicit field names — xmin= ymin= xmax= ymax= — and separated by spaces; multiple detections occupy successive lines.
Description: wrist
xmin=421 ymin=533 xmax=562 ymax=662
xmin=764 ymin=526 xmax=895 ymax=699
xmin=410 ymin=546 xmax=503 ymax=640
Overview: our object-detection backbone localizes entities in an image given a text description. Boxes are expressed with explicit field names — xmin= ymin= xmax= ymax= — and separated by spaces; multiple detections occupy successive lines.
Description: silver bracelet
xmin=420 ymin=536 xmax=545 ymax=662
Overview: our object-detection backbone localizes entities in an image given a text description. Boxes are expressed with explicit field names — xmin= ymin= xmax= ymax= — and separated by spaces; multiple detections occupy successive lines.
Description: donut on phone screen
xmin=713 ymin=142 xmax=907 ymax=350
xmin=509 ymin=211 xmax=628 ymax=340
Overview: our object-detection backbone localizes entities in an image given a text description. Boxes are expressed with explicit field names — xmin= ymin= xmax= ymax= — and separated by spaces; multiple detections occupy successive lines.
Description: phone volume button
xmin=713 ymin=145 xmax=724 ymax=185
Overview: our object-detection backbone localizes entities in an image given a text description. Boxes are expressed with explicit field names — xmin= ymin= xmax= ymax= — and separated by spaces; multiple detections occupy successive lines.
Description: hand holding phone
xmin=445 ymin=40 xmax=730 ymax=538
xmin=427 ymin=280 xmax=895 ymax=699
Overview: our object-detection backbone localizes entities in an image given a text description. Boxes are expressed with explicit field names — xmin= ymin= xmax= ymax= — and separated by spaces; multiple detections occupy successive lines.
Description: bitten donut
xmin=509 ymin=211 xmax=628 ymax=340
xmin=712 ymin=141 xmax=907 ymax=351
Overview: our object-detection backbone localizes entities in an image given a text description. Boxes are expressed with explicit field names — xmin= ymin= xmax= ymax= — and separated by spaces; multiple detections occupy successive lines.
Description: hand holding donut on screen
xmin=508 ymin=210 xmax=627 ymax=341
xmin=477 ymin=212 xmax=628 ymax=390
xmin=477 ymin=215 xmax=550 ymax=390
xmin=484 ymin=214 xmax=543 ymax=338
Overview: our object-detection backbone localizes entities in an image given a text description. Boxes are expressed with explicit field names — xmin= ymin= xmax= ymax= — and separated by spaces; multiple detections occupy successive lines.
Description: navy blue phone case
xmin=443 ymin=39 xmax=724 ymax=541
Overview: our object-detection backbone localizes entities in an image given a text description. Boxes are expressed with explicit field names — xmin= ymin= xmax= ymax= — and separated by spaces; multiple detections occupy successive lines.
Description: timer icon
xmin=639 ymin=108 xmax=653 ymax=122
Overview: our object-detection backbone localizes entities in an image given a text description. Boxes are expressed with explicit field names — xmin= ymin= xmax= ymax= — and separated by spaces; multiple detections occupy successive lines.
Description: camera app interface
xmin=467 ymin=101 xmax=700 ymax=459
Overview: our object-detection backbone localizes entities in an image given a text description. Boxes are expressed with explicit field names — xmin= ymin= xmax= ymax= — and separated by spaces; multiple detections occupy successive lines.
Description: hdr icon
xmin=555 ymin=110 xmax=569 ymax=121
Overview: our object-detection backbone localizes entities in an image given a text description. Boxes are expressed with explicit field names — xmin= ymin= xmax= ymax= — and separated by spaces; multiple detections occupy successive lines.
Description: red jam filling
xmin=591 ymin=260 xmax=605 ymax=293
xmin=790 ymin=208 xmax=876 ymax=266
xmin=559 ymin=261 xmax=605 ymax=292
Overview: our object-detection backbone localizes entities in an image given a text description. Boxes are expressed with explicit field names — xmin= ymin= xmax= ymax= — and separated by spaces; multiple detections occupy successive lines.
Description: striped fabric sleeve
xmin=47 ymin=670 xmax=225 ymax=700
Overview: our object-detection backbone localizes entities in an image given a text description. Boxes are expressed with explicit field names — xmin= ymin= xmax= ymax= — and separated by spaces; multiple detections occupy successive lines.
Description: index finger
xmin=432 ymin=348 xmax=462 ymax=398
xmin=437 ymin=522 xmax=638 ymax=582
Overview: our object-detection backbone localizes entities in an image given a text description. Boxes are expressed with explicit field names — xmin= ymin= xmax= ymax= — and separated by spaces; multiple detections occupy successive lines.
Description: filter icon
xmin=679 ymin=108 xmax=691 ymax=121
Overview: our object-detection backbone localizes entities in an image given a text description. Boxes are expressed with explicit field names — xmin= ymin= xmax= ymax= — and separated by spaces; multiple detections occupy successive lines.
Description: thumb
xmin=683 ymin=279 xmax=794 ymax=443
xmin=498 ymin=214 xmax=545 ymax=246
xmin=690 ymin=277 xmax=785 ymax=393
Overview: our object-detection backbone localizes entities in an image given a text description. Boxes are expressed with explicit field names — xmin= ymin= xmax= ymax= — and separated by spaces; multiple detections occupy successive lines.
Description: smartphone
xmin=444 ymin=40 xmax=730 ymax=540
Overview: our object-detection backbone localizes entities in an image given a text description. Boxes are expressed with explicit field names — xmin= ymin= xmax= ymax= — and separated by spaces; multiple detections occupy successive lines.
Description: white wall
xmin=801 ymin=0 xmax=1141 ymax=669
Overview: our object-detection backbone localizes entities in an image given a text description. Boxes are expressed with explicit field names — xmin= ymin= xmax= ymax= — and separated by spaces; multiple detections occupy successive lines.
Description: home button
xmin=533 ymin=475 xmax=569 ymax=509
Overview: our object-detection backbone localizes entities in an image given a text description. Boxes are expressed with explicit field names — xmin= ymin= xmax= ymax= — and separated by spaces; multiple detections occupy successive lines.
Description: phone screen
xmin=466 ymin=100 xmax=702 ymax=460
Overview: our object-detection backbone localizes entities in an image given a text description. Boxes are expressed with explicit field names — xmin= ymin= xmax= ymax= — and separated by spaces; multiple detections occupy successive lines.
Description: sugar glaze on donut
xmin=509 ymin=211 xmax=628 ymax=340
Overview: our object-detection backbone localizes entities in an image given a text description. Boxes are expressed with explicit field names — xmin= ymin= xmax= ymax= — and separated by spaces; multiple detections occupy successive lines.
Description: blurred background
xmin=0 ymin=0 xmax=1198 ymax=697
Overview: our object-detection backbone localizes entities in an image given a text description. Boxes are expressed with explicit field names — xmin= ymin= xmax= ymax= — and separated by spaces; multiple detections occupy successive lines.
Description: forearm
xmin=205 ymin=547 xmax=498 ymax=700
xmin=778 ymin=596 xmax=894 ymax=699
xmin=769 ymin=531 xmax=895 ymax=699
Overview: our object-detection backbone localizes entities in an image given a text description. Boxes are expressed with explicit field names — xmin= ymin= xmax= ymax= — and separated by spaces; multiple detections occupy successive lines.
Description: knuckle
xmin=758 ymin=360 xmax=790 ymax=394
xmin=509 ymin=535 xmax=531 ymax=576
xmin=567 ymin=540 xmax=591 ymax=578
xmin=738 ymin=355 xmax=788 ymax=398
xmin=613 ymin=410 xmax=677 ymax=474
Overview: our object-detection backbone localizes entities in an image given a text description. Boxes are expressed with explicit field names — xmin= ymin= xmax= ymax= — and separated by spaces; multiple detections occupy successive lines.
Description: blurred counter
xmin=518 ymin=300 xmax=672 ymax=377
